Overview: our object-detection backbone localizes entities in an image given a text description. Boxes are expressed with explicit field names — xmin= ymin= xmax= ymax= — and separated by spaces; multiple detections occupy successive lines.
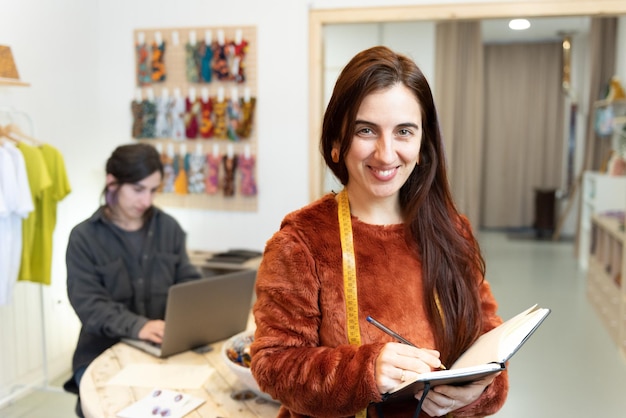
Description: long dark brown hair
xmin=320 ymin=45 xmax=485 ymax=364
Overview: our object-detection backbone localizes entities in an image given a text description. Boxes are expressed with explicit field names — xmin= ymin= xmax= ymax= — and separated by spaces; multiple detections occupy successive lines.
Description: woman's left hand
xmin=414 ymin=373 xmax=499 ymax=417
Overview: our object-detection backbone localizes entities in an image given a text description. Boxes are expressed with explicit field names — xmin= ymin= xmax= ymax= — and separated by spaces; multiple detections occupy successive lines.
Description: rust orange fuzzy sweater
xmin=251 ymin=194 xmax=508 ymax=418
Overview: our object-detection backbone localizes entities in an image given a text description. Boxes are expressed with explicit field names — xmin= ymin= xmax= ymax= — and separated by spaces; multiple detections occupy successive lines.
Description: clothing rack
xmin=0 ymin=123 xmax=42 ymax=146
xmin=0 ymin=105 xmax=32 ymax=135
xmin=0 ymin=107 xmax=63 ymax=409
xmin=0 ymin=286 xmax=63 ymax=409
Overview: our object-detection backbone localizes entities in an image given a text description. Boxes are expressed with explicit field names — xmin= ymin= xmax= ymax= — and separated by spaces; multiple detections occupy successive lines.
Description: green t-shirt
xmin=18 ymin=143 xmax=71 ymax=284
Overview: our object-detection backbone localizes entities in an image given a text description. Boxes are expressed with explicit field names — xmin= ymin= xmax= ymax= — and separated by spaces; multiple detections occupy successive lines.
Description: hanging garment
xmin=185 ymin=42 xmax=201 ymax=83
xmin=184 ymin=97 xmax=201 ymax=139
xmin=198 ymin=97 xmax=214 ymax=139
xmin=136 ymin=43 xmax=152 ymax=86
xmin=16 ymin=142 xmax=51 ymax=284
xmin=187 ymin=152 xmax=206 ymax=194
xmin=0 ymin=144 xmax=34 ymax=305
xmin=227 ymin=97 xmax=242 ymax=141
xmin=173 ymin=153 xmax=189 ymax=195
xmin=140 ymin=99 xmax=157 ymax=139
xmin=213 ymin=100 xmax=228 ymax=139
xmin=0 ymin=147 xmax=11 ymax=304
xmin=236 ymin=97 xmax=256 ymax=139
xmin=200 ymin=41 xmax=214 ymax=83
xmin=131 ymin=99 xmax=144 ymax=139
xmin=231 ymin=39 xmax=248 ymax=83
xmin=222 ymin=154 xmax=238 ymax=197
xmin=22 ymin=144 xmax=71 ymax=284
xmin=17 ymin=142 xmax=71 ymax=285
xmin=238 ymin=153 xmax=257 ymax=196
xmin=212 ymin=43 xmax=231 ymax=81
xmin=161 ymin=151 xmax=175 ymax=193
xmin=205 ymin=153 xmax=220 ymax=195
xmin=154 ymin=95 xmax=173 ymax=138
xmin=170 ymin=96 xmax=186 ymax=141
xmin=151 ymin=41 xmax=166 ymax=83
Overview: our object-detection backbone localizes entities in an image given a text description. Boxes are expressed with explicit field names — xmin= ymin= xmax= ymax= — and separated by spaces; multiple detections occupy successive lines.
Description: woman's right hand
xmin=374 ymin=342 xmax=443 ymax=394
xmin=138 ymin=319 xmax=165 ymax=344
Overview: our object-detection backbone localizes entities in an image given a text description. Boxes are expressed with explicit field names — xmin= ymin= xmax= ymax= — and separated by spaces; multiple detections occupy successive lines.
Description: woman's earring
xmin=331 ymin=149 xmax=339 ymax=163
xmin=105 ymin=189 xmax=115 ymax=206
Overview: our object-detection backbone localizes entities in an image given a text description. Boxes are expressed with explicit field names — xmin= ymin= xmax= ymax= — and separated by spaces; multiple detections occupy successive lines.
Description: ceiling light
xmin=509 ymin=19 xmax=531 ymax=31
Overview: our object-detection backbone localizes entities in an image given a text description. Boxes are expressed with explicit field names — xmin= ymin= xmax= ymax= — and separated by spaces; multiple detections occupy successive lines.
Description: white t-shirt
xmin=0 ymin=144 xmax=33 ymax=305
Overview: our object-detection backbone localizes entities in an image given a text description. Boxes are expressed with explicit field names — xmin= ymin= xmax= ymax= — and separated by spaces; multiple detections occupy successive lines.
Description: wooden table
xmin=79 ymin=252 xmax=275 ymax=417
xmin=188 ymin=250 xmax=263 ymax=272
xmin=79 ymin=329 xmax=281 ymax=418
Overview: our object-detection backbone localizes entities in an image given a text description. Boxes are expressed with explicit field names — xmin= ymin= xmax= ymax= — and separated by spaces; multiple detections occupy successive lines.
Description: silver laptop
xmin=122 ymin=269 xmax=256 ymax=358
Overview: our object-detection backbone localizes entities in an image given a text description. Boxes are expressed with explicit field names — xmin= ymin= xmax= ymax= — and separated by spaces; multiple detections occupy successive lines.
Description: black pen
xmin=366 ymin=316 xmax=446 ymax=370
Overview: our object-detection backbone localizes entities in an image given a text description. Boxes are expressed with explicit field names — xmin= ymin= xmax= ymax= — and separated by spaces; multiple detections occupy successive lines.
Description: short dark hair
xmin=106 ymin=143 xmax=163 ymax=183
xmin=102 ymin=143 xmax=163 ymax=209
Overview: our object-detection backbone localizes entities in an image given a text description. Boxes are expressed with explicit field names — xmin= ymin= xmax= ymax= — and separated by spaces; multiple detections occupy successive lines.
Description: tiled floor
xmin=2 ymin=230 xmax=626 ymax=417
xmin=0 ymin=373 xmax=76 ymax=418
xmin=481 ymin=230 xmax=626 ymax=417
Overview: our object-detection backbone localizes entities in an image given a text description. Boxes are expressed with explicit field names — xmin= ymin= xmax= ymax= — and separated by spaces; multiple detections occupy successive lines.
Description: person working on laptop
xmin=250 ymin=46 xmax=508 ymax=418
xmin=63 ymin=143 xmax=201 ymax=417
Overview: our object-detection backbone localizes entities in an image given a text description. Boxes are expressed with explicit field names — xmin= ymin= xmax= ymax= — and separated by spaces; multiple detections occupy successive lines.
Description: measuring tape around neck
xmin=337 ymin=190 xmax=367 ymax=418
xmin=337 ymin=189 xmax=362 ymax=346
xmin=337 ymin=190 xmax=447 ymax=417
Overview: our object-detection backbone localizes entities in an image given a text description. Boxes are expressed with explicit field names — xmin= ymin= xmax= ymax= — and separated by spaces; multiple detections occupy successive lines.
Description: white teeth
xmin=376 ymin=169 xmax=393 ymax=176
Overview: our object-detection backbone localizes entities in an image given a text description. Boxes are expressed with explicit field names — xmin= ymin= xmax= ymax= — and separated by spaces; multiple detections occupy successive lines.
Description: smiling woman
xmin=251 ymin=45 xmax=507 ymax=418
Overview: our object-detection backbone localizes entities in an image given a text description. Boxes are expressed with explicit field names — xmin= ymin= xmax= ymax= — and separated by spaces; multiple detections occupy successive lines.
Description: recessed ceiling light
xmin=509 ymin=19 xmax=531 ymax=31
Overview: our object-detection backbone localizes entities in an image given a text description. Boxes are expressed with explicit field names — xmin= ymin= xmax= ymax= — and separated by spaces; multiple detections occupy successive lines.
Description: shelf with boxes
xmin=586 ymin=212 xmax=626 ymax=354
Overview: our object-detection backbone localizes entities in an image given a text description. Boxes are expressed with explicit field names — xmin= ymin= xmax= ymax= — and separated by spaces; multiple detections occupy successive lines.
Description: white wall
xmin=0 ymin=0 xmax=622 ymax=407
xmin=615 ymin=16 xmax=626 ymax=155
xmin=90 ymin=0 xmax=311 ymax=254
xmin=0 ymin=0 xmax=311 ymax=406
xmin=0 ymin=0 xmax=101 ymax=404
xmin=615 ymin=16 xmax=626 ymax=79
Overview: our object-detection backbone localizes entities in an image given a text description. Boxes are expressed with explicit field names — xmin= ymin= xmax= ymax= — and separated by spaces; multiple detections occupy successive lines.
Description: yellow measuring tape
xmin=338 ymin=190 xmax=448 ymax=417
xmin=337 ymin=190 xmax=367 ymax=418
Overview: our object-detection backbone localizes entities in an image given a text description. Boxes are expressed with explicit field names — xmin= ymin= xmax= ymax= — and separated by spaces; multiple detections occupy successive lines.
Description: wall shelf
xmin=587 ymin=212 xmax=626 ymax=355
xmin=593 ymin=98 xmax=626 ymax=108
xmin=0 ymin=77 xmax=29 ymax=87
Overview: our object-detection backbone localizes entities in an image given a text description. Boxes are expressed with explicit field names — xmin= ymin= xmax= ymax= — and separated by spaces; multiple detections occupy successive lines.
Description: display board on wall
xmin=132 ymin=25 xmax=257 ymax=212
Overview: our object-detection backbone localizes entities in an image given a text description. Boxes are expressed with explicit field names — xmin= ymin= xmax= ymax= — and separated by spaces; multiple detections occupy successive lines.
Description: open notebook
xmin=383 ymin=304 xmax=550 ymax=402
xmin=122 ymin=269 xmax=256 ymax=358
